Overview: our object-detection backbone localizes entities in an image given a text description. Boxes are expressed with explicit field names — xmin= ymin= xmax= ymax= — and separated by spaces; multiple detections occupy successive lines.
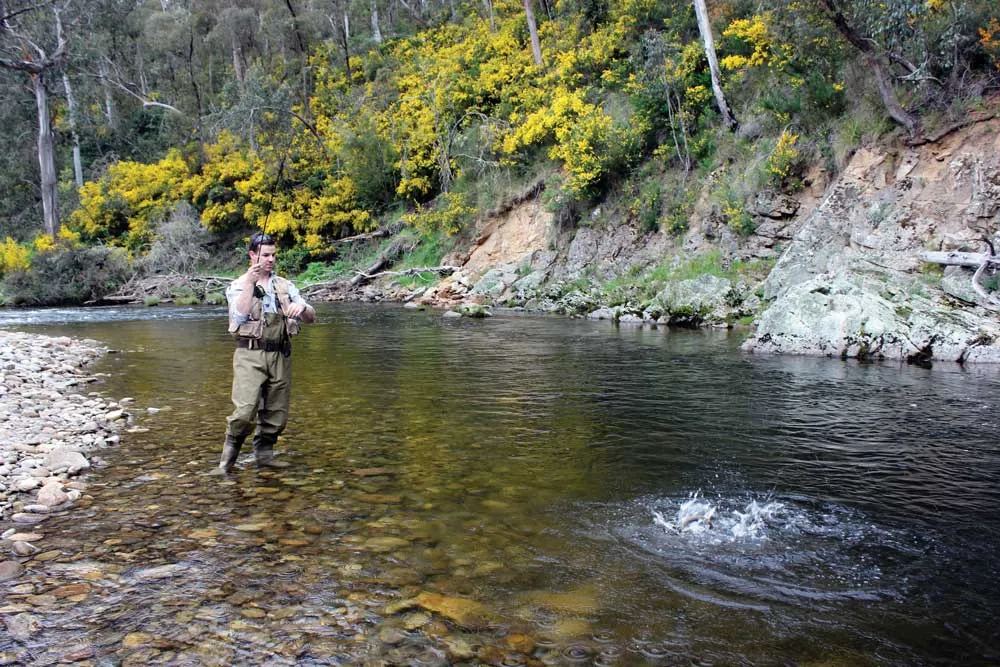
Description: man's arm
xmin=285 ymin=282 xmax=316 ymax=323
xmin=230 ymin=264 xmax=269 ymax=326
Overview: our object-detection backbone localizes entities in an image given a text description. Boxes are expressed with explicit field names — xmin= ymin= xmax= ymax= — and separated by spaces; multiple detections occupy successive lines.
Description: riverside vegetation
xmin=1 ymin=0 xmax=1000 ymax=362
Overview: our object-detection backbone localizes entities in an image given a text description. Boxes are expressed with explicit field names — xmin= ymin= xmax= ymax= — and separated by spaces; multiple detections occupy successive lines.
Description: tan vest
xmin=229 ymin=276 xmax=300 ymax=341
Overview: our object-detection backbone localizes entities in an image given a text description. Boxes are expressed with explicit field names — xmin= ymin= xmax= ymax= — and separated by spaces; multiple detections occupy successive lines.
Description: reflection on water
xmin=2 ymin=304 xmax=999 ymax=665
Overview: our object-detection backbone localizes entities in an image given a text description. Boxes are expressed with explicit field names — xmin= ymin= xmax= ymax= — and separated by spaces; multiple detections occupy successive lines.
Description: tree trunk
xmin=523 ymin=0 xmax=542 ymax=65
xmin=692 ymin=0 xmax=736 ymax=131
xmin=61 ymin=72 xmax=83 ymax=189
xmin=99 ymin=59 xmax=117 ymax=130
xmin=231 ymin=32 xmax=246 ymax=93
xmin=371 ymin=0 xmax=382 ymax=44
xmin=34 ymin=72 xmax=58 ymax=236
xmin=817 ymin=0 xmax=919 ymax=138
xmin=481 ymin=0 xmax=494 ymax=31
xmin=329 ymin=9 xmax=352 ymax=81
xmin=283 ymin=0 xmax=307 ymax=55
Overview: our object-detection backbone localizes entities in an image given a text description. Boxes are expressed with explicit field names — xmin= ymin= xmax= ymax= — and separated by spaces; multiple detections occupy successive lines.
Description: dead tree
xmin=0 ymin=7 xmax=68 ymax=236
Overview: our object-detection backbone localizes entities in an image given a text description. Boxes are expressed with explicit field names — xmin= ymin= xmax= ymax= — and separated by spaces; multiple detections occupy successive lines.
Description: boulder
xmin=42 ymin=448 xmax=89 ymax=475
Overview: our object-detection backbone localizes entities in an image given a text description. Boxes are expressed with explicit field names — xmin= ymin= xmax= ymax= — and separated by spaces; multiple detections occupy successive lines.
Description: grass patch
xmin=392 ymin=231 xmax=455 ymax=288
xmin=599 ymin=251 xmax=776 ymax=305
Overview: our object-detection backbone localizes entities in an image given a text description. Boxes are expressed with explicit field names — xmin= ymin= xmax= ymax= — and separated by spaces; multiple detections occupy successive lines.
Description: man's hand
xmin=285 ymin=303 xmax=315 ymax=323
xmin=243 ymin=262 xmax=269 ymax=285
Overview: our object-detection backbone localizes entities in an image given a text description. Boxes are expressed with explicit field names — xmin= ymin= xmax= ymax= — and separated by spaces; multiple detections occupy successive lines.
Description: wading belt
xmin=236 ymin=338 xmax=290 ymax=354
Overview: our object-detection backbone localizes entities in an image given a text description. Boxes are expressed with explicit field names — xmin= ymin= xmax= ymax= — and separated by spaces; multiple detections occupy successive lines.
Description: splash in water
xmin=652 ymin=491 xmax=787 ymax=540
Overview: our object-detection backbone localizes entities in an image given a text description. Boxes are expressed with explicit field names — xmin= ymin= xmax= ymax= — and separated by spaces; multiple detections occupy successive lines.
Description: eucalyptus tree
xmin=692 ymin=0 xmax=736 ymax=131
xmin=0 ymin=0 xmax=69 ymax=236
xmin=777 ymin=0 xmax=1000 ymax=140
xmin=0 ymin=74 xmax=39 ymax=238
xmin=523 ymin=0 xmax=541 ymax=64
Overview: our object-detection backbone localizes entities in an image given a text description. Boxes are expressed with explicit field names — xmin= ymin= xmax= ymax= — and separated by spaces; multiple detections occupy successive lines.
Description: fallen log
xmin=920 ymin=247 xmax=1000 ymax=308
xmin=96 ymin=273 xmax=233 ymax=304
xmin=354 ymin=265 xmax=460 ymax=281
xmin=333 ymin=221 xmax=404 ymax=245
xmin=918 ymin=251 xmax=999 ymax=267
xmin=348 ymin=239 xmax=409 ymax=288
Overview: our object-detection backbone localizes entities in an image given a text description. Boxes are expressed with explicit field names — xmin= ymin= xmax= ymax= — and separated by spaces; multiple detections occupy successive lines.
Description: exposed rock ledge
xmin=742 ymin=119 xmax=1000 ymax=363
xmin=320 ymin=117 xmax=1000 ymax=364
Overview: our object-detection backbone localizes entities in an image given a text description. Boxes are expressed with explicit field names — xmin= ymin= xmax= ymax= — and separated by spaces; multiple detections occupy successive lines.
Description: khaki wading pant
xmin=227 ymin=348 xmax=292 ymax=441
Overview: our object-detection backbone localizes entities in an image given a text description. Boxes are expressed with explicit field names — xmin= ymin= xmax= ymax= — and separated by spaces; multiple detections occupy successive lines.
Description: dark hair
xmin=248 ymin=232 xmax=275 ymax=253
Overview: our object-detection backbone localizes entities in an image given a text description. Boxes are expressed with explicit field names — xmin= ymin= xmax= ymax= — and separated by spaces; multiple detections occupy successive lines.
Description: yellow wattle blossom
xmin=721 ymin=14 xmax=773 ymax=71
xmin=0 ymin=237 xmax=30 ymax=276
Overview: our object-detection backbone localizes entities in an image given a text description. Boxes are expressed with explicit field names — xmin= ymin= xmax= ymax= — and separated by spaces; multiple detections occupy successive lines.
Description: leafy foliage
xmin=0 ymin=0 xmax=997 ymax=301
xmin=1 ymin=246 xmax=129 ymax=306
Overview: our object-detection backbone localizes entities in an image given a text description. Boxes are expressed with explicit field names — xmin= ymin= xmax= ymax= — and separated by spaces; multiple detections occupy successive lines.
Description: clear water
xmin=2 ymin=303 xmax=998 ymax=665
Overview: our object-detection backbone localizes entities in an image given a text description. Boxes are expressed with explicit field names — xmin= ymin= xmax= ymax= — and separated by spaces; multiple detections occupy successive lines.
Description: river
xmin=1 ymin=303 xmax=998 ymax=666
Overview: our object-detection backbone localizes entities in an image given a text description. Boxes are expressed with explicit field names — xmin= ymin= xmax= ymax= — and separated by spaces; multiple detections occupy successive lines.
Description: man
xmin=213 ymin=232 xmax=315 ymax=473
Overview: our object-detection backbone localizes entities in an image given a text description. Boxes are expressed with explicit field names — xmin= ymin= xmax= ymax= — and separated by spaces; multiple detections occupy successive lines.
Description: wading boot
xmin=209 ymin=434 xmax=245 ymax=475
xmin=254 ymin=433 xmax=290 ymax=469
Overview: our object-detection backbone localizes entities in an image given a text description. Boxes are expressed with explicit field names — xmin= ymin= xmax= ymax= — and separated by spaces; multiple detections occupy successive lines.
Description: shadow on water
xmin=2 ymin=303 xmax=1000 ymax=665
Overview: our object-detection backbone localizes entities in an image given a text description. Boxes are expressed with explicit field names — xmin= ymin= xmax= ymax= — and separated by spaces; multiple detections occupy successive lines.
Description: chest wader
xmin=219 ymin=288 xmax=294 ymax=472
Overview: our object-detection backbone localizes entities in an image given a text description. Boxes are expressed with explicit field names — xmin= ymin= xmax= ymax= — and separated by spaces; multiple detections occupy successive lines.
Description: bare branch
xmin=1 ymin=0 xmax=54 ymax=29
xmin=98 ymin=73 xmax=183 ymax=114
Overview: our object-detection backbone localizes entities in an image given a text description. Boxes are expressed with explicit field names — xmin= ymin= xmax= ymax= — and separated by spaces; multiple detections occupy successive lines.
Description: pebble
xmin=0 ymin=331 xmax=125 ymax=523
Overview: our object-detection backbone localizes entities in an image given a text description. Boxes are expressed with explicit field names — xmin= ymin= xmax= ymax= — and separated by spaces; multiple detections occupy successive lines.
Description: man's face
xmin=250 ymin=244 xmax=277 ymax=274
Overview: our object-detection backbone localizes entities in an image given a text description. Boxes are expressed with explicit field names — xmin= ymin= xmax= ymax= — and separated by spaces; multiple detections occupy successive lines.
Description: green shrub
xmin=276 ymin=244 xmax=311 ymax=277
xmin=0 ymin=246 xmax=130 ymax=306
xmin=204 ymin=291 xmax=226 ymax=305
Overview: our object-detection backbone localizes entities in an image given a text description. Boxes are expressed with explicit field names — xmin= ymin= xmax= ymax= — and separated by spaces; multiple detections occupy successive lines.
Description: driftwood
xmin=354 ymin=265 xmax=459 ymax=281
xmin=348 ymin=239 xmax=409 ymax=288
xmin=97 ymin=273 xmax=232 ymax=304
xmin=919 ymin=246 xmax=1000 ymax=306
xmin=333 ymin=221 xmax=404 ymax=245
xmin=918 ymin=251 xmax=999 ymax=267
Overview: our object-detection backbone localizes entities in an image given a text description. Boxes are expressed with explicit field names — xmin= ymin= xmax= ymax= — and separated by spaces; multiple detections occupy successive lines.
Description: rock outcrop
xmin=743 ymin=119 xmax=1000 ymax=362
xmin=334 ymin=115 xmax=1000 ymax=362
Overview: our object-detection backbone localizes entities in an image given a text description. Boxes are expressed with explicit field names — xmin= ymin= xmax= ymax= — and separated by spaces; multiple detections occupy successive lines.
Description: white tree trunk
xmin=62 ymin=72 xmax=83 ymax=188
xmin=918 ymin=251 xmax=996 ymax=267
xmin=523 ymin=0 xmax=542 ymax=65
xmin=692 ymin=0 xmax=736 ymax=130
xmin=371 ymin=0 xmax=382 ymax=44
xmin=231 ymin=33 xmax=246 ymax=92
xmin=481 ymin=0 xmax=495 ymax=30
xmin=34 ymin=72 xmax=59 ymax=236
xmin=99 ymin=59 xmax=117 ymax=129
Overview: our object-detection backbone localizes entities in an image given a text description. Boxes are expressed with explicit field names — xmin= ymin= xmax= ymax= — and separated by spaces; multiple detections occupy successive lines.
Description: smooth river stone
xmin=4 ymin=613 xmax=41 ymax=641
xmin=6 ymin=532 xmax=44 ymax=542
xmin=12 ymin=542 xmax=38 ymax=556
xmin=234 ymin=523 xmax=271 ymax=532
xmin=0 ymin=561 xmax=25 ymax=582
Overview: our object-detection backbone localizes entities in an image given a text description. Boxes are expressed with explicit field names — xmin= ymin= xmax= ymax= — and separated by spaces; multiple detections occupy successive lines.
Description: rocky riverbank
xmin=0 ymin=330 xmax=130 ymax=578
xmin=310 ymin=116 xmax=1000 ymax=364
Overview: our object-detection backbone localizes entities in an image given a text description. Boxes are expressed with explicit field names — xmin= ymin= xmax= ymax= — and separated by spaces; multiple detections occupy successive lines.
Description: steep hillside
xmin=353 ymin=113 xmax=1000 ymax=364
